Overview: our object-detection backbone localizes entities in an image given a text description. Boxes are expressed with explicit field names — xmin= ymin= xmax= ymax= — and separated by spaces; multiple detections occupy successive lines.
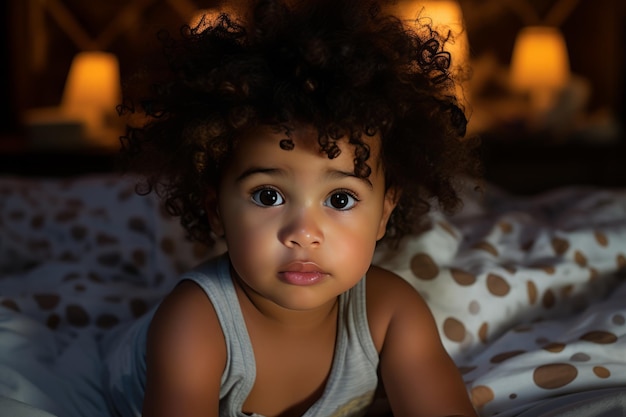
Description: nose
xmin=279 ymin=208 xmax=324 ymax=248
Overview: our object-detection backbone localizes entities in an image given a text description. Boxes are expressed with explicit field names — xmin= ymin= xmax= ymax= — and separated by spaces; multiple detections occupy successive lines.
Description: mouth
xmin=278 ymin=261 xmax=328 ymax=286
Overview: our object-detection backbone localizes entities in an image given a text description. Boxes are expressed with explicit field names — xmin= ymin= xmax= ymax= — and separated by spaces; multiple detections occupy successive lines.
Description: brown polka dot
xmin=442 ymin=317 xmax=466 ymax=342
xmin=1 ymin=299 xmax=20 ymax=312
xmin=589 ymin=268 xmax=599 ymax=281
xmin=410 ymin=253 xmax=439 ymax=280
xmin=473 ymin=241 xmax=499 ymax=256
xmin=580 ymin=331 xmax=618 ymax=344
xmin=96 ymin=314 xmax=120 ymax=329
xmin=46 ymin=313 xmax=61 ymax=329
xmin=28 ymin=239 xmax=51 ymax=253
xmin=65 ymin=304 xmax=90 ymax=327
xmin=90 ymin=208 xmax=108 ymax=217
xmin=499 ymin=221 xmax=513 ymax=233
xmin=470 ymin=385 xmax=495 ymax=410
xmin=132 ymin=249 xmax=147 ymax=267
xmin=160 ymin=237 xmax=175 ymax=255
xmin=533 ymin=363 xmax=578 ymax=389
xmin=490 ymin=350 xmax=525 ymax=363
xmin=478 ymin=322 xmax=488 ymax=343
xmin=613 ymin=314 xmax=625 ymax=326
xmin=97 ymin=252 xmax=121 ymax=267
xmin=33 ymin=294 xmax=60 ymax=310
xmin=542 ymin=342 xmax=566 ymax=353
xmin=594 ymin=231 xmax=609 ymax=247
xmin=30 ymin=215 xmax=45 ymax=229
xmin=122 ymin=263 xmax=141 ymax=276
xmin=551 ymin=237 xmax=570 ymax=255
xmin=503 ymin=264 xmax=517 ymax=274
xmin=574 ymin=251 xmax=587 ymax=267
xmin=593 ymin=366 xmax=611 ymax=379
xmin=74 ymin=284 xmax=86 ymax=292
xmin=509 ymin=393 xmax=518 ymax=399
xmin=129 ymin=217 xmax=149 ymax=234
xmin=66 ymin=198 xmax=83 ymax=209
xmin=130 ymin=298 xmax=149 ymax=318
xmin=437 ymin=220 xmax=458 ymax=238
xmin=59 ymin=251 xmax=79 ymax=262
xmin=570 ymin=352 xmax=591 ymax=362
xmin=521 ymin=239 xmax=535 ymax=251
xmin=617 ymin=254 xmax=626 ymax=269
xmin=96 ymin=233 xmax=119 ymax=245
xmin=542 ymin=289 xmax=556 ymax=309
xmin=451 ymin=268 xmax=476 ymax=286
xmin=88 ymin=272 xmax=104 ymax=283
xmin=527 ymin=281 xmax=538 ymax=304
xmin=9 ymin=210 xmax=26 ymax=221
xmin=487 ymin=274 xmax=510 ymax=297
xmin=560 ymin=285 xmax=574 ymax=298
xmin=70 ymin=225 xmax=88 ymax=240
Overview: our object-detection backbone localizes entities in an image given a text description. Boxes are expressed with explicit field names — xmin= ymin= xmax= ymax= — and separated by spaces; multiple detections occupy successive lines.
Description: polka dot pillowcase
xmin=374 ymin=185 xmax=626 ymax=415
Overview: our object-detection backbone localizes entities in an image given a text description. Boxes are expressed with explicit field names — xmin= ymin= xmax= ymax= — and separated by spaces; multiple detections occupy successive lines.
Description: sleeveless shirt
xmin=103 ymin=254 xmax=379 ymax=417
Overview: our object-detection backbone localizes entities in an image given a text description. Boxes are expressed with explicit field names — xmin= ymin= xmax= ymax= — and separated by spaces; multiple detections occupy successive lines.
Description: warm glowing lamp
xmin=61 ymin=51 xmax=121 ymax=148
xmin=510 ymin=26 xmax=570 ymax=112
xmin=387 ymin=0 xmax=469 ymax=70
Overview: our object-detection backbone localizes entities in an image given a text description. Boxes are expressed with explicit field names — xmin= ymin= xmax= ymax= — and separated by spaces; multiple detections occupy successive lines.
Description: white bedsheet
xmin=0 ymin=175 xmax=624 ymax=416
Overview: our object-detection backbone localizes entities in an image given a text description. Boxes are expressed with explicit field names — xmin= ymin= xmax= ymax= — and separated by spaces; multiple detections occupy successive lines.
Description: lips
xmin=278 ymin=261 xmax=328 ymax=286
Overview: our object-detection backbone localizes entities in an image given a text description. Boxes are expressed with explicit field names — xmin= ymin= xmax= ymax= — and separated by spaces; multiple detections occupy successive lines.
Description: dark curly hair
xmin=119 ymin=0 xmax=481 ymax=247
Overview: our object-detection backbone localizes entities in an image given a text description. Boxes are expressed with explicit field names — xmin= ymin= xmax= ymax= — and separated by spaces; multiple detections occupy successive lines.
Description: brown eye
xmin=252 ymin=188 xmax=284 ymax=207
xmin=325 ymin=192 xmax=357 ymax=210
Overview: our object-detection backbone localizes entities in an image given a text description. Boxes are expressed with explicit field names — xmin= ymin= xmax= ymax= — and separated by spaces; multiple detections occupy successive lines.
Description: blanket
xmin=0 ymin=174 xmax=624 ymax=416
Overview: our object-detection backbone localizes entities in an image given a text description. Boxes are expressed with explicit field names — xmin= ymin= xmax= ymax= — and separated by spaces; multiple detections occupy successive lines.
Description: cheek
xmin=330 ymin=214 xmax=379 ymax=257
xmin=221 ymin=206 xmax=277 ymax=250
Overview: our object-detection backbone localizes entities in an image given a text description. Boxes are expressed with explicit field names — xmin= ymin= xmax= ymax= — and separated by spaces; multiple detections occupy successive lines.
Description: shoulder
xmin=148 ymin=279 xmax=226 ymax=362
xmin=365 ymin=265 xmax=433 ymax=352
xmin=365 ymin=264 xmax=429 ymax=316
xmin=142 ymin=280 xmax=226 ymax=415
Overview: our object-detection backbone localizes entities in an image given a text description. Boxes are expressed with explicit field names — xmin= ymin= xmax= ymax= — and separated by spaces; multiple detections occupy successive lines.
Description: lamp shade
xmin=510 ymin=26 xmax=570 ymax=92
xmin=61 ymin=51 xmax=121 ymax=145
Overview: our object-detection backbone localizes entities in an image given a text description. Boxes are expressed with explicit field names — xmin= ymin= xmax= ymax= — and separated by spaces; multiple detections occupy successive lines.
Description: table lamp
xmin=61 ymin=51 xmax=122 ymax=149
xmin=510 ymin=26 xmax=570 ymax=114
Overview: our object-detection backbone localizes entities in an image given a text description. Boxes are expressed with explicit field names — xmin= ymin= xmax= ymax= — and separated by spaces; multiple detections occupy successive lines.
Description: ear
xmin=205 ymin=187 xmax=225 ymax=237
xmin=376 ymin=187 xmax=400 ymax=241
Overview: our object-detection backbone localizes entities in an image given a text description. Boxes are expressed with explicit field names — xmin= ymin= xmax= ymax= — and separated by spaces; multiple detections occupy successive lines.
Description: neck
xmin=231 ymin=268 xmax=338 ymax=331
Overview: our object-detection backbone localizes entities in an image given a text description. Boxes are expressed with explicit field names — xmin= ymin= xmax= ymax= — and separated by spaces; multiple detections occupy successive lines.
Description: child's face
xmin=208 ymin=124 xmax=396 ymax=311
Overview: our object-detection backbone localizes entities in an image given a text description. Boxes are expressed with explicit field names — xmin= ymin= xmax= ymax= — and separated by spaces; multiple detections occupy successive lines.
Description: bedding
xmin=0 ymin=173 xmax=624 ymax=417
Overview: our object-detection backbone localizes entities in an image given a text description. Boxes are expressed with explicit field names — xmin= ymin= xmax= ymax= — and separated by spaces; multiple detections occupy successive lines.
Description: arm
xmin=367 ymin=267 xmax=477 ymax=417
xmin=142 ymin=280 xmax=227 ymax=417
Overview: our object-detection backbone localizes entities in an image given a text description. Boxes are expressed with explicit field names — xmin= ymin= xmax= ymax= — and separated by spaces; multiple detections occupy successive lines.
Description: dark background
xmin=1 ymin=0 xmax=625 ymax=193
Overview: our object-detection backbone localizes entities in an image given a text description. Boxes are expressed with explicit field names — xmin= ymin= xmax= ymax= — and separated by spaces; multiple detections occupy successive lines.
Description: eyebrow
xmin=235 ymin=166 xmax=373 ymax=189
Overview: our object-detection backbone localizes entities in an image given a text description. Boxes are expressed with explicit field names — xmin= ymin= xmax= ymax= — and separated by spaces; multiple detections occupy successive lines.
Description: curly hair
xmin=119 ymin=0 xmax=481 ymax=247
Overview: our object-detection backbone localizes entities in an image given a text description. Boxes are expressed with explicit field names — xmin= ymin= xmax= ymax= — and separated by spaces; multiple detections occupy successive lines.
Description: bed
xmin=0 ymin=172 xmax=624 ymax=417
